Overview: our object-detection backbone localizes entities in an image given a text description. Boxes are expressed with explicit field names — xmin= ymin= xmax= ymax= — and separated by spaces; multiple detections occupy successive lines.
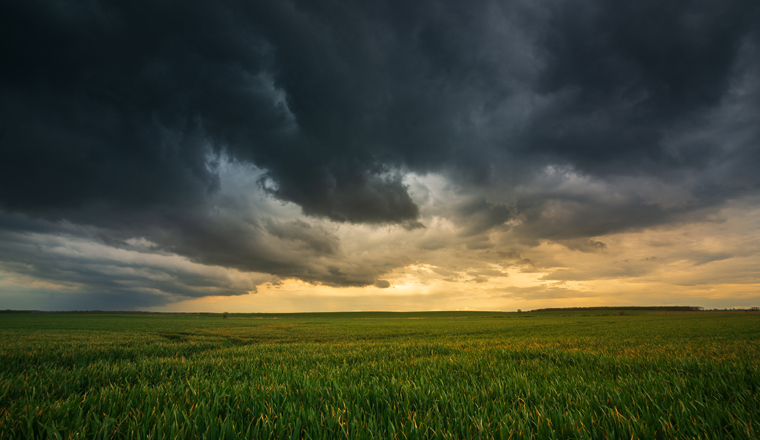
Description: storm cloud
xmin=1 ymin=0 xmax=759 ymax=308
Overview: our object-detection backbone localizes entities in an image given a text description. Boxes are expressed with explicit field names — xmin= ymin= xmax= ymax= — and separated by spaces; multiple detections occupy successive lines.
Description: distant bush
xmin=222 ymin=312 xmax=229 ymax=319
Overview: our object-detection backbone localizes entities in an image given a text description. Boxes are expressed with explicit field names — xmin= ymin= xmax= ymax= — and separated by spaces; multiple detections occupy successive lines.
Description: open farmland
xmin=1 ymin=311 xmax=759 ymax=439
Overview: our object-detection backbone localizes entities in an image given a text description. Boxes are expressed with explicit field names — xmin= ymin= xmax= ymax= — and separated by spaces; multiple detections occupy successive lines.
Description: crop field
xmin=1 ymin=310 xmax=759 ymax=439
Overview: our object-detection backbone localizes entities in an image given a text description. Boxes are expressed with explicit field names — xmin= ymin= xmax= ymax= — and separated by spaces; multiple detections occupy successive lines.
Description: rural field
xmin=1 ymin=310 xmax=759 ymax=439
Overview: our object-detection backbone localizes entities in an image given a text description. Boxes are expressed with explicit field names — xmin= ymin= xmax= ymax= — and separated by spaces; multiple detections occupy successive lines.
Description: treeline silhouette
xmin=530 ymin=306 xmax=704 ymax=312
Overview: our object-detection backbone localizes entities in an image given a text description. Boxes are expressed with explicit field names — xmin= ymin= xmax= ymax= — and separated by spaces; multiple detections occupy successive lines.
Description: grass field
xmin=1 ymin=310 xmax=759 ymax=439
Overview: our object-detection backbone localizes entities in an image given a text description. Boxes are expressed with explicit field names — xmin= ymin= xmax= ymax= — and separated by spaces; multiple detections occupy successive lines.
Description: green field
xmin=1 ymin=311 xmax=759 ymax=439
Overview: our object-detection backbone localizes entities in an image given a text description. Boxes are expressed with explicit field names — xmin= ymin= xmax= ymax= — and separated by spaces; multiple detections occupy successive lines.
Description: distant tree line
xmin=530 ymin=306 xmax=705 ymax=313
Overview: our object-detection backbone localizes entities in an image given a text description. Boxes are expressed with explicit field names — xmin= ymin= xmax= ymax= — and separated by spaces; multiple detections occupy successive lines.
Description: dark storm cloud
xmin=1 ymin=0 xmax=759 ymax=295
xmin=522 ymin=0 xmax=760 ymax=175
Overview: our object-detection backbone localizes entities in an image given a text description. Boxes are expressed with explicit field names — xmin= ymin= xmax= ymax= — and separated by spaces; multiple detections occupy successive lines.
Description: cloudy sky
xmin=1 ymin=0 xmax=759 ymax=312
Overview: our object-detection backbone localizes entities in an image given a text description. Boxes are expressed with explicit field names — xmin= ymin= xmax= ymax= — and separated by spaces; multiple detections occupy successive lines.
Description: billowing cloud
xmin=1 ymin=0 xmax=759 ymax=309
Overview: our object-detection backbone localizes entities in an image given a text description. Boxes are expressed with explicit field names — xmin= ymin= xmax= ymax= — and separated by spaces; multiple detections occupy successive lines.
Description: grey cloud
xmin=0 ymin=229 xmax=265 ymax=307
xmin=692 ymin=253 xmax=734 ymax=266
xmin=464 ymin=267 xmax=509 ymax=283
xmin=555 ymin=239 xmax=607 ymax=253
xmin=467 ymin=268 xmax=509 ymax=278
xmin=138 ymin=207 xmax=390 ymax=288
xmin=430 ymin=266 xmax=460 ymax=279
xmin=264 ymin=219 xmax=339 ymax=255
xmin=541 ymin=263 xmax=655 ymax=282
xmin=507 ymin=190 xmax=681 ymax=246
xmin=453 ymin=198 xmax=513 ymax=237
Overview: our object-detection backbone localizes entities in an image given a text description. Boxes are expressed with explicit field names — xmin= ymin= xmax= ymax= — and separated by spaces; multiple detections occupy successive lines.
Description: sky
xmin=1 ymin=0 xmax=759 ymax=312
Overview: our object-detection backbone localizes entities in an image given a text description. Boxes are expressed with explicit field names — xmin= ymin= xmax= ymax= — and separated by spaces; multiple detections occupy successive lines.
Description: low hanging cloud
xmin=1 ymin=0 xmax=759 ymax=307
